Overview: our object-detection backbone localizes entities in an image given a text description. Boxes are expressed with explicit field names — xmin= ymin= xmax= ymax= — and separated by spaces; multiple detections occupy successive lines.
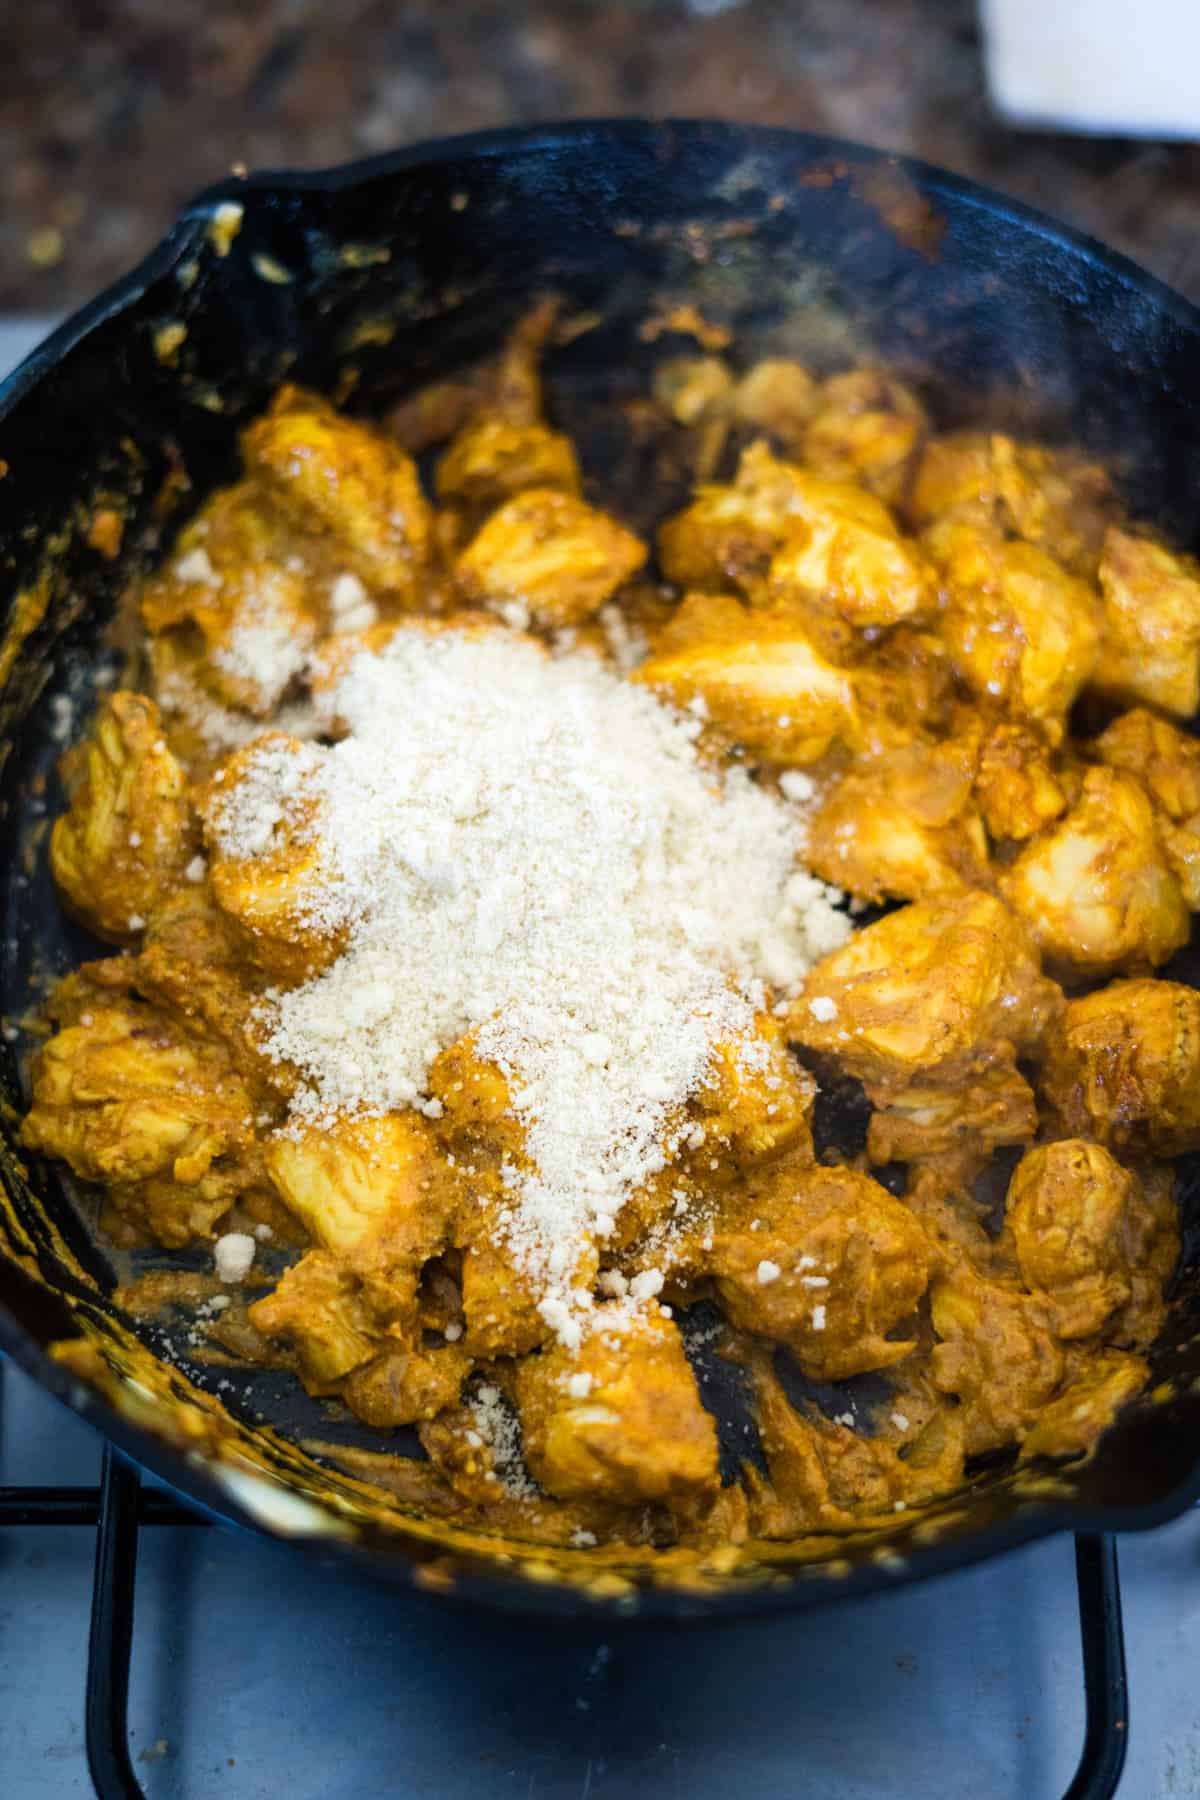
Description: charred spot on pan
xmin=963 ymin=1442 xmax=1020 ymax=1481
xmin=681 ymin=1301 xmax=767 ymax=1482
xmin=1168 ymin=1152 xmax=1200 ymax=1300
xmin=971 ymin=1144 xmax=1025 ymax=1239
xmin=772 ymin=1346 xmax=896 ymax=1436
xmin=869 ymin=1161 xmax=908 ymax=1197
xmin=792 ymin=1048 xmax=873 ymax=1160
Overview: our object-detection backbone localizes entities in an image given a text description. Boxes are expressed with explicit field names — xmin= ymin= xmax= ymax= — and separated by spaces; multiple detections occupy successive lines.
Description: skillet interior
xmin=1 ymin=120 xmax=1200 ymax=1617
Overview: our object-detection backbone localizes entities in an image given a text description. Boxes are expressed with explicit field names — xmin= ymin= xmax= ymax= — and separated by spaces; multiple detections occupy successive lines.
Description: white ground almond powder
xmin=211 ymin=626 xmax=850 ymax=1341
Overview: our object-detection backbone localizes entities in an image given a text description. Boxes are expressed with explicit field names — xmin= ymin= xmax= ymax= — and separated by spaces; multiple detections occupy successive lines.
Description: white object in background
xmin=982 ymin=0 xmax=1200 ymax=136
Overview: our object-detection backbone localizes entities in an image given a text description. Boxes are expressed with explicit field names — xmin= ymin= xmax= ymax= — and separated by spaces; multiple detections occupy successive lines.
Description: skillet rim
xmin=2 ymin=116 xmax=1199 ymax=1620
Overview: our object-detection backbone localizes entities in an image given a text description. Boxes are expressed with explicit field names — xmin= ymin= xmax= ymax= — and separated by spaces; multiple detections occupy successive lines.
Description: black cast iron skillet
xmin=1 ymin=120 xmax=1199 ymax=1620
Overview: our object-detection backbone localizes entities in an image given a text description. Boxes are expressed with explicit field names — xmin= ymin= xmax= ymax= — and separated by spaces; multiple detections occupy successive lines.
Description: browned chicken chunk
xmin=342 ymin=1342 xmax=472 ymax=1427
xmin=930 ymin=1269 xmax=1065 ymax=1455
xmin=707 ymin=1160 xmax=933 ymax=1380
xmin=21 ymin=996 xmax=258 ymax=1246
xmin=730 ymin=359 xmax=818 ymax=449
xmin=866 ymin=1061 xmax=1037 ymax=1181
xmin=454 ymin=488 xmax=646 ymax=628
xmin=633 ymin=591 xmax=857 ymax=765
xmin=1092 ymin=527 xmax=1200 ymax=719
xmin=51 ymin=693 xmax=196 ymax=943
xmin=927 ymin=518 xmax=1100 ymax=740
xmin=1002 ymin=767 xmax=1189 ymax=979
xmin=806 ymin=738 xmax=989 ymax=903
xmin=1007 ymin=1140 xmax=1163 ymax=1339
xmin=242 ymin=384 xmax=433 ymax=605
xmin=909 ymin=431 xmax=1114 ymax=575
xmin=789 ymin=892 xmax=1060 ymax=1089
xmin=249 ymin=1250 xmax=380 ymax=1391
xmin=657 ymin=441 xmax=807 ymax=591
xmin=802 ymin=368 xmax=927 ymax=509
xmin=764 ymin=473 xmax=932 ymax=629
xmin=435 ymin=299 xmax=583 ymax=515
xmin=514 ymin=1301 xmax=720 ymax=1506
xmin=1094 ymin=708 xmax=1200 ymax=907
xmin=1039 ymin=979 xmax=1200 ymax=1157
xmin=198 ymin=733 xmax=344 ymax=984
xmin=972 ymin=722 xmax=1067 ymax=843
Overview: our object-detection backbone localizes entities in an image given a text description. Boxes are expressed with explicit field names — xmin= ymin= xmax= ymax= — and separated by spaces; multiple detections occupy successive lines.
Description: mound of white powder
xmin=207 ymin=626 xmax=850 ymax=1340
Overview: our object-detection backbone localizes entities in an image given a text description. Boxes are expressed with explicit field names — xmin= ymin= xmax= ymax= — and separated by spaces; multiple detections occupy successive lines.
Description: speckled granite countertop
xmin=4 ymin=0 xmax=1200 ymax=313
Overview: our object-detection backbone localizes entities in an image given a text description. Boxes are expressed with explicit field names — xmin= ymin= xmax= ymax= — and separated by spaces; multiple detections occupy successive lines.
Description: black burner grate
xmin=0 ymin=1357 xmax=1129 ymax=1800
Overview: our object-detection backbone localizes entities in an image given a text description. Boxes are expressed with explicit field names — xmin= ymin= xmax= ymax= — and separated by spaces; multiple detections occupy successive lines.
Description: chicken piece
xmin=973 ymin=722 xmax=1067 ymax=843
xmin=1094 ymin=708 xmax=1200 ymax=906
xmin=434 ymin=301 xmax=582 ymax=517
xmin=1039 ymin=979 xmax=1200 ymax=1157
xmin=1008 ymin=1142 xmax=1130 ymax=1331
xmin=241 ymin=384 xmax=433 ymax=605
xmin=199 ymin=734 xmax=344 ymax=984
xmin=454 ymin=488 xmax=647 ymax=629
xmin=1006 ymin=1139 xmax=1176 ymax=1342
xmin=707 ymin=1159 xmax=933 ymax=1380
xmin=655 ymin=355 xmax=736 ymax=427
xmin=657 ymin=441 xmax=815 ymax=591
xmin=1091 ymin=527 xmax=1200 ymax=719
xmin=615 ymin=1015 xmax=820 ymax=1267
xmin=909 ymin=431 xmax=1114 ymax=575
xmin=765 ymin=472 xmax=933 ymax=629
xmin=426 ymin=1031 xmax=527 ymax=1172
xmin=264 ymin=1113 xmax=455 ymax=1328
xmin=418 ymin=1382 xmax=539 ymax=1510
xmin=1094 ymin=708 xmax=1200 ymax=821
xmin=789 ymin=891 xmax=1060 ymax=1089
xmin=1002 ymin=767 xmax=1189 ymax=979
xmin=802 ymin=368 xmax=927 ymax=508
xmin=929 ymin=1268 xmax=1064 ymax=1454
xmin=649 ymin=354 xmax=734 ymax=483
xmin=140 ymin=483 xmax=323 ymax=717
xmin=435 ymin=417 xmax=582 ymax=518
xmin=1021 ymin=1352 xmax=1149 ymax=1460
xmin=688 ymin=1013 xmax=817 ymax=1170
xmin=901 ymin=1162 xmax=1006 ymax=1271
xmin=50 ymin=692 xmax=195 ymax=943
xmin=248 ymin=1250 xmax=379 ymax=1390
xmin=806 ymin=737 xmax=989 ymax=903
xmin=848 ymin=627 xmax=959 ymax=753
xmin=430 ymin=1039 xmax=598 ymax=1355
xmin=866 ymin=1061 xmax=1037 ymax=1181
xmin=21 ymin=997 xmax=257 ymax=1246
xmin=1159 ymin=817 xmax=1200 ymax=911
xmin=342 ymin=1341 xmax=472 ymax=1427
xmin=142 ymin=632 xmax=264 ymax=783
xmin=927 ymin=518 xmax=1100 ymax=739
xmin=459 ymin=1240 xmax=552 ymax=1359
xmin=514 ymin=1300 xmax=719 ymax=1506
xmin=133 ymin=885 xmax=288 ymax=1106
xmin=633 ymin=591 xmax=856 ymax=765
xmin=730 ymin=359 xmax=818 ymax=451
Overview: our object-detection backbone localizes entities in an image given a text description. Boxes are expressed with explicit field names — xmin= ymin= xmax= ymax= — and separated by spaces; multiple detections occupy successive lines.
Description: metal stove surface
xmin=1 ymin=319 xmax=1199 ymax=1800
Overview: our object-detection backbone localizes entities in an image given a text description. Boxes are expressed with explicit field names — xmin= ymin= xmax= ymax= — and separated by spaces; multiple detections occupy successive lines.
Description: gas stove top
xmin=4 ymin=1354 xmax=1200 ymax=1799
xmin=1 ymin=317 xmax=1198 ymax=1800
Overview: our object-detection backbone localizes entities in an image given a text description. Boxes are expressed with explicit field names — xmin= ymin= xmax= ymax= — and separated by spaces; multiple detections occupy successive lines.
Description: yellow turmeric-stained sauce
xmin=21 ymin=304 xmax=1200 ymax=1559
